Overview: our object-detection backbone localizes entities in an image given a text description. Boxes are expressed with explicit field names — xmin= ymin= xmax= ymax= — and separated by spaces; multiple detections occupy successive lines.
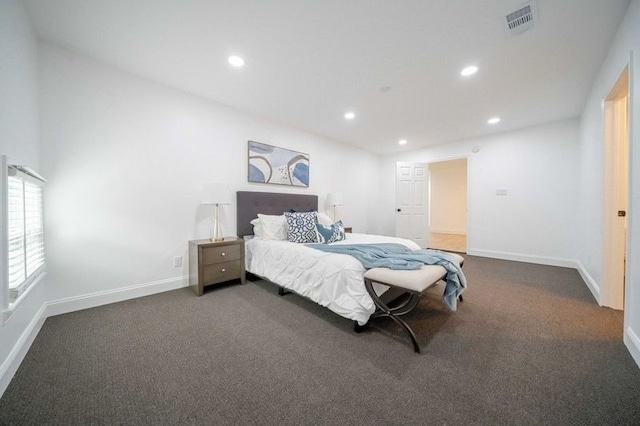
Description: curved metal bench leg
xmin=364 ymin=279 xmax=422 ymax=353
xmin=387 ymin=313 xmax=421 ymax=353
xmin=388 ymin=295 xmax=421 ymax=317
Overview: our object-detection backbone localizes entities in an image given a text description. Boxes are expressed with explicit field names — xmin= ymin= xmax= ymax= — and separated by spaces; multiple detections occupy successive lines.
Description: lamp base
xmin=211 ymin=203 xmax=224 ymax=242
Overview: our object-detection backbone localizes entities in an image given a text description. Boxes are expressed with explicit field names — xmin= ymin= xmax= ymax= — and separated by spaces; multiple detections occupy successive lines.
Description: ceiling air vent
xmin=503 ymin=1 xmax=537 ymax=37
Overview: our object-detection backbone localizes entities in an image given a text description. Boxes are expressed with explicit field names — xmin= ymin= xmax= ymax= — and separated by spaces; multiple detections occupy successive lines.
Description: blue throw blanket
xmin=306 ymin=243 xmax=466 ymax=311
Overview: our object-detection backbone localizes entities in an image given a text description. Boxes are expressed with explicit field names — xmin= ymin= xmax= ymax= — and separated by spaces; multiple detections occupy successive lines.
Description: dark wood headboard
xmin=236 ymin=191 xmax=319 ymax=237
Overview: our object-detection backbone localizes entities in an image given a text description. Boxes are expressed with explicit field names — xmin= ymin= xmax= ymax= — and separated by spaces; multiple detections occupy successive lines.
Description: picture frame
xmin=247 ymin=140 xmax=309 ymax=187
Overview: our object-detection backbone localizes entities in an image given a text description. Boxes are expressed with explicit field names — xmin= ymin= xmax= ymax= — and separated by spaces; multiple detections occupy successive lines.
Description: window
xmin=2 ymin=158 xmax=46 ymax=307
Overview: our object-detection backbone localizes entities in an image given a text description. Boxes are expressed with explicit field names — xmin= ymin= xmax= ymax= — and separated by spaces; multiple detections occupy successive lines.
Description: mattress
xmin=245 ymin=233 xmax=420 ymax=325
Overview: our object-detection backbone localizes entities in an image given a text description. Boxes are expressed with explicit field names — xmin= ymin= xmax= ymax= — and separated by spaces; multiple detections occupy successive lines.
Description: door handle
xmin=397 ymin=208 xmax=402 ymax=212
xmin=618 ymin=210 xmax=626 ymax=217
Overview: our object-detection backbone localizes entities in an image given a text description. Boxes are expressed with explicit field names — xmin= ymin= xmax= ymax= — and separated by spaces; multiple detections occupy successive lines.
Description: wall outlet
xmin=173 ymin=256 xmax=183 ymax=267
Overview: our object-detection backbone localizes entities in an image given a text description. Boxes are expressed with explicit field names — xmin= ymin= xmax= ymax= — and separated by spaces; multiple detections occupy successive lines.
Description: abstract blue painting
xmin=248 ymin=141 xmax=309 ymax=187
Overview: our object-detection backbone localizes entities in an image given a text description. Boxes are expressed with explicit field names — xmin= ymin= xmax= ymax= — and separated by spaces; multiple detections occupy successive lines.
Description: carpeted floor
xmin=1 ymin=255 xmax=639 ymax=425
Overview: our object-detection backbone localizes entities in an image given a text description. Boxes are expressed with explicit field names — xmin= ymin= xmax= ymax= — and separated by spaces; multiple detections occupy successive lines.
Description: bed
xmin=237 ymin=191 xmax=465 ymax=351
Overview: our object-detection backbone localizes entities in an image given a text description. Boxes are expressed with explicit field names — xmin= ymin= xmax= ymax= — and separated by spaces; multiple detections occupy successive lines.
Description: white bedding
xmin=245 ymin=233 xmax=420 ymax=325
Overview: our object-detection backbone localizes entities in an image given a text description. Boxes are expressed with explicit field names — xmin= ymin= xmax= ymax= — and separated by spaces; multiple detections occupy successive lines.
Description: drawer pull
xmin=221 ymin=252 xmax=226 ymax=257
xmin=221 ymin=268 xmax=226 ymax=273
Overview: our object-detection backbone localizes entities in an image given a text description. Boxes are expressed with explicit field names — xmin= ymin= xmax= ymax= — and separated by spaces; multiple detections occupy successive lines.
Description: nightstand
xmin=188 ymin=237 xmax=245 ymax=296
xmin=344 ymin=227 xmax=353 ymax=233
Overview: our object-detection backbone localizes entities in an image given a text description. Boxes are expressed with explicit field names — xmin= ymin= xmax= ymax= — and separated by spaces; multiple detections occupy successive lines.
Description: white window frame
xmin=1 ymin=155 xmax=46 ymax=324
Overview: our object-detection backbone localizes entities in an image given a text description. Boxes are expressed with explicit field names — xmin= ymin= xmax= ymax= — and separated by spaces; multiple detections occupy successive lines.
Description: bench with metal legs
xmin=356 ymin=253 xmax=465 ymax=353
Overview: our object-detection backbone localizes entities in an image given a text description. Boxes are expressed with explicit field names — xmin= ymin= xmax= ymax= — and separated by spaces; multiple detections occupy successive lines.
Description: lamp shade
xmin=326 ymin=192 xmax=344 ymax=206
xmin=201 ymin=183 xmax=232 ymax=205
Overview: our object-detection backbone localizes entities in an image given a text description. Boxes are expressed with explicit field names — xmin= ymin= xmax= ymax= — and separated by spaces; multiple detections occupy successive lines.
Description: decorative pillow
xmin=284 ymin=211 xmax=318 ymax=243
xmin=257 ymin=214 xmax=288 ymax=240
xmin=250 ymin=218 xmax=265 ymax=238
xmin=316 ymin=212 xmax=333 ymax=227
xmin=315 ymin=220 xmax=346 ymax=244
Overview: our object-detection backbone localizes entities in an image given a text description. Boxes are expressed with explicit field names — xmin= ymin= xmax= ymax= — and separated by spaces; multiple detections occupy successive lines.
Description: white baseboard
xmin=46 ymin=275 xmax=188 ymax=317
xmin=429 ymin=228 xmax=466 ymax=235
xmin=466 ymin=249 xmax=577 ymax=268
xmin=0 ymin=302 xmax=47 ymax=399
xmin=625 ymin=327 xmax=640 ymax=369
xmin=1 ymin=275 xmax=188 ymax=398
xmin=575 ymin=262 xmax=601 ymax=305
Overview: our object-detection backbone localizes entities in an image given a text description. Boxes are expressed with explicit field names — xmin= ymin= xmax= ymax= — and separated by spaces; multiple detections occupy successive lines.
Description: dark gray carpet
xmin=1 ymin=256 xmax=640 ymax=425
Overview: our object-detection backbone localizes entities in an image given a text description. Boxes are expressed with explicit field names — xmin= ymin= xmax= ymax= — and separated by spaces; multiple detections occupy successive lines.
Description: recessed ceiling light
xmin=344 ymin=111 xmax=356 ymax=120
xmin=487 ymin=117 xmax=501 ymax=124
xmin=228 ymin=55 xmax=245 ymax=67
xmin=461 ymin=65 xmax=478 ymax=76
xmin=398 ymin=139 xmax=408 ymax=145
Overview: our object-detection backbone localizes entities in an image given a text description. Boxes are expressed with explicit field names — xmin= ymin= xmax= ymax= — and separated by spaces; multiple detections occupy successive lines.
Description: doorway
xmin=428 ymin=159 xmax=468 ymax=253
xmin=395 ymin=162 xmax=428 ymax=247
xmin=395 ymin=159 xmax=468 ymax=251
xmin=602 ymin=65 xmax=629 ymax=311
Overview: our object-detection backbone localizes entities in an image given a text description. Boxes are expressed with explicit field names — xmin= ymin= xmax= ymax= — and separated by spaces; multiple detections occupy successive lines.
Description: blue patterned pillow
xmin=284 ymin=211 xmax=318 ymax=243
xmin=315 ymin=220 xmax=346 ymax=244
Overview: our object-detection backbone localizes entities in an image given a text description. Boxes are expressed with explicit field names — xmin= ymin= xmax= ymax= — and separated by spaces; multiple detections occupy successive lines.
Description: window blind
xmin=7 ymin=166 xmax=45 ymax=302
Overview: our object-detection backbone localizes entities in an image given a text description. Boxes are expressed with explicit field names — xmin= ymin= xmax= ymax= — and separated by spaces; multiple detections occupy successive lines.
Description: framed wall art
xmin=247 ymin=140 xmax=309 ymax=187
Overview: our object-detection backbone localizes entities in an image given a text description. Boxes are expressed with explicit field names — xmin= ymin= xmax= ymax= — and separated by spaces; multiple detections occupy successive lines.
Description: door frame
xmin=602 ymin=60 xmax=631 ymax=313
xmin=427 ymin=157 xmax=469 ymax=252
xmin=395 ymin=155 xmax=471 ymax=250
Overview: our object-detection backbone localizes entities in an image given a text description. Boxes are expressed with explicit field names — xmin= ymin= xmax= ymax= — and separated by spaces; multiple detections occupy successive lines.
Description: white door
xmin=395 ymin=162 xmax=428 ymax=247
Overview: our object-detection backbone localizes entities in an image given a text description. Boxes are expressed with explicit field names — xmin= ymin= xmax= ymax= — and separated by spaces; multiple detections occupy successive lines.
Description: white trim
xmin=622 ymin=48 xmax=634 ymax=351
xmin=1 ymin=155 xmax=8 ymax=313
xmin=0 ymin=275 xmax=188 ymax=398
xmin=428 ymin=228 xmax=467 ymax=235
xmin=625 ymin=327 xmax=640 ymax=369
xmin=46 ymin=275 xmax=188 ymax=317
xmin=2 ymin=271 xmax=46 ymax=325
xmin=576 ymin=262 xmax=601 ymax=305
xmin=466 ymin=249 xmax=578 ymax=268
xmin=0 ymin=301 xmax=47 ymax=398
xmin=467 ymin=252 xmax=603 ymax=306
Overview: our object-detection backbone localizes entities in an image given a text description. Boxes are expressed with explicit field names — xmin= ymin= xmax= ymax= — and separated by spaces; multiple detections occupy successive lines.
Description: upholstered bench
xmin=360 ymin=253 xmax=464 ymax=353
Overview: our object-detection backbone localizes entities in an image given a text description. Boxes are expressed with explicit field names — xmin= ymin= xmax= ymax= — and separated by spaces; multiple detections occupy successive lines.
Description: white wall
xmin=429 ymin=159 xmax=467 ymax=234
xmin=1 ymin=1 xmax=636 ymax=398
xmin=0 ymin=0 xmax=39 ymax=168
xmin=38 ymin=43 xmax=378 ymax=303
xmin=376 ymin=119 xmax=580 ymax=267
xmin=579 ymin=0 xmax=640 ymax=367
xmin=0 ymin=0 xmax=47 ymax=397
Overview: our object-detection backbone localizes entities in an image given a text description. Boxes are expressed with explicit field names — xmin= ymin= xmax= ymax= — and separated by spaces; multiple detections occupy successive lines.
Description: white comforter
xmin=245 ymin=233 xmax=420 ymax=325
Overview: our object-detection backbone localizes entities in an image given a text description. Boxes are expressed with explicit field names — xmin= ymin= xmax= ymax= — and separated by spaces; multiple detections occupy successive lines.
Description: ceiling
xmin=24 ymin=0 xmax=630 ymax=155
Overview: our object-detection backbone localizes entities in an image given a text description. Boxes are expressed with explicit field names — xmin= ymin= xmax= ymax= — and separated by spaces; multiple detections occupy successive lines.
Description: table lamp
xmin=201 ymin=183 xmax=232 ymax=242
xmin=326 ymin=192 xmax=344 ymax=221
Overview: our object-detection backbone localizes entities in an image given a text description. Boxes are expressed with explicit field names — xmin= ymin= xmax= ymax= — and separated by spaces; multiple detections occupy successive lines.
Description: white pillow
xmin=257 ymin=214 xmax=288 ymax=240
xmin=317 ymin=212 xmax=333 ymax=226
xmin=250 ymin=218 xmax=265 ymax=238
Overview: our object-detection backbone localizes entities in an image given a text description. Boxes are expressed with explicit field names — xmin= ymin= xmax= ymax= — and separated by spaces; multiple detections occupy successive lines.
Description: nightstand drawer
xmin=203 ymin=260 xmax=242 ymax=284
xmin=202 ymin=244 xmax=241 ymax=265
